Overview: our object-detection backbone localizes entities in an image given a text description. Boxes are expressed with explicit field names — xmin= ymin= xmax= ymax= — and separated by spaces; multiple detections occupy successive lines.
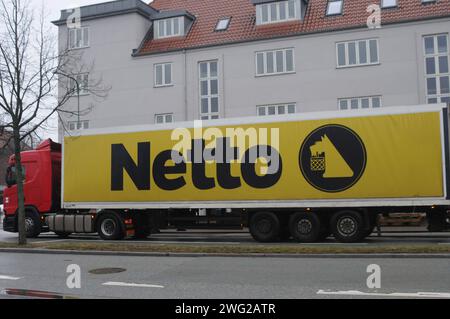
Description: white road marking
xmin=317 ymin=290 xmax=450 ymax=298
xmin=0 ymin=275 xmax=22 ymax=280
xmin=102 ymin=281 xmax=164 ymax=289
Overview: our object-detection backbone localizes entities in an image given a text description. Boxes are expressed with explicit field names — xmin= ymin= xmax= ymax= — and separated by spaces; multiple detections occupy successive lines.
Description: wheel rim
xmin=297 ymin=219 xmax=313 ymax=235
xmin=101 ymin=218 xmax=116 ymax=236
xmin=25 ymin=217 xmax=34 ymax=233
xmin=256 ymin=218 xmax=272 ymax=234
xmin=337 ymin=216 xmax=357 ymax=237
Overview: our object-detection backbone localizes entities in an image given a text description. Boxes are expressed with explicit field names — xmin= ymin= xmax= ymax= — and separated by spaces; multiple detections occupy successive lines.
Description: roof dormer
xmin=152 ymin=10 xmax=195 ymax=39
xmin=252 ymin=0 xmax=306 ymax=26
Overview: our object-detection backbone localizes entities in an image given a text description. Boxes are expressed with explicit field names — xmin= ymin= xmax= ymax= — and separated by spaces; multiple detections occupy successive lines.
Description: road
xmin=2 ymin=226 xmax=450 ymax=246
xmin=0 ymin=252 xmax=449 ymax=299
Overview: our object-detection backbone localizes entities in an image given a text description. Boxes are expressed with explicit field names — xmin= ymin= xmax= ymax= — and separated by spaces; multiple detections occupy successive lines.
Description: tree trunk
xmin=13 ymin=128 xmax=27 ymax=245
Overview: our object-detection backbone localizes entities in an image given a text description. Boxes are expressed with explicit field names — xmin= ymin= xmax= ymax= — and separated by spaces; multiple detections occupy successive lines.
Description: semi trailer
xmin=3 ymin=104 xmax=450 ymax=242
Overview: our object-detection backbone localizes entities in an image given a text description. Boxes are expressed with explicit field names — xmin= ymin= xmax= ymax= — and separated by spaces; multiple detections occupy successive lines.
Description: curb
xmin=1 ymin=248 xmax=450 ymax=258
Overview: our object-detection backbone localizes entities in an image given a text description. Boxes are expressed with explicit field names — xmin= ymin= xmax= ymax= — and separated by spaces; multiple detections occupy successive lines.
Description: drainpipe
xmin=183 ymin=49 xmax=188 ymax=121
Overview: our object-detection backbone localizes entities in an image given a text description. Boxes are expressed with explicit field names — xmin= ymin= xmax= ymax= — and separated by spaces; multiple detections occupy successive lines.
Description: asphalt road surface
xmin=2 ymin=226 xmax=450 ymax=246
xmin=0 ymin=252 xmax=450 ymax=299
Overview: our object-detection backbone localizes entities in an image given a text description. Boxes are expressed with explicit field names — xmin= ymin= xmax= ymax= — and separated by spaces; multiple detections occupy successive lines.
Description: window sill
xmin=336 ymin=62 xmax=380 ymax=70
xmin=69 ymin=46 xmax=90 ymax=51
xmin=154 ymin=84 xmax=174 ymax=88
xmin=255 ymin=71 xmax=296 ymax=78
xmin=70 ymin=93 xmax=90 ymax=98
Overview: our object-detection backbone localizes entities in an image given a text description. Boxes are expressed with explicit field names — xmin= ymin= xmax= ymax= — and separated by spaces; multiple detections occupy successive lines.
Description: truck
xmin=2 ymin=103 xmax=450 ymax=243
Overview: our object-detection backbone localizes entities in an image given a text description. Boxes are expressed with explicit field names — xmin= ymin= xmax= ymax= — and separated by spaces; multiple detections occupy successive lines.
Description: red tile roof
xmin=136 ymin=0 xmax=450 ymax=55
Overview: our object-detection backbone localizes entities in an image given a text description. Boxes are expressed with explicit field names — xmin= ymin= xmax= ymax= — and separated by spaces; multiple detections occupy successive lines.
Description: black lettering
xmin=216 ymin=138 xmax=241 ymax=189
xmin=191 ymin=139 xmax=215 ymax=190
xmin=153 ymin=150 xmax=186 ymax=190
xmin=241 ymin=145 xmax=282 ymax=188
xmin=111 ymin=142 xmax=150 ymax=191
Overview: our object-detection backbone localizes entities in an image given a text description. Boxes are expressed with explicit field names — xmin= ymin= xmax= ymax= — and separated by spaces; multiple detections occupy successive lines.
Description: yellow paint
xmin=63 ymin=111 xmax=445 ymax=203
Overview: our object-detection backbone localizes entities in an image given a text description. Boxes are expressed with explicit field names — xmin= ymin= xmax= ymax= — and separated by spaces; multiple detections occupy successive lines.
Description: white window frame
xmin=199 ymin=60 xmax=220 ymax=120
xmin=326 ymin=0 xmax=343 ymax=16
xmin=155 ymin=113 xmax=174 ymax=124
xmin=69 ymin=73 xmax=89 ymax=96
xmin=381 ymin=0 xmax=397 ymax=8
xmin=255 ymin=48 xmax=295 ymax=76
xmin=154 ymin=17 xmax=184 ymax=39
xmin=68 ymin=27 xmax=89 ymax=50
xmin=68 ymin=120 xmax=89 ymax=131
xmin=215 ymin=18 xmax=231 ymax=31
xmin=338 ymin=96 xmax=382 ymax=110
xmin=256 ymin=0 xmax=301 ymax=25
xmin=154 ymin=63 xmax=173 ymax=87
xmin=424 ymin=34 xmax=450 ymax=104
xmin=257 ymin=103 xmax=296 ymax=116
xmin=336 ymin=39 xmax=380 ymax=68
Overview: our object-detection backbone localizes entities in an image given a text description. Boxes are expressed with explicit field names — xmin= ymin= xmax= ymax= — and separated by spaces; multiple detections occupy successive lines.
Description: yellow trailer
xmin=58 ymin=104 xmax=450 ymax=242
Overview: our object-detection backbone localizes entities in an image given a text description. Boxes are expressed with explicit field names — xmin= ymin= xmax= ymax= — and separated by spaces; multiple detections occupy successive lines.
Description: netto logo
xmin=299 ymin=124 xmax=367 ymax=193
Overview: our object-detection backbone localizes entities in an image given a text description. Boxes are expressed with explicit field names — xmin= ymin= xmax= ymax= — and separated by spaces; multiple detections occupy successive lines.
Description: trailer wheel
xmin=289 ymin=212 xmax=321 ymax=243
xmin=97 ymin=214 xmax=125 ymax=240
xmin=25 ymin=210 xmax=41 ymax=238
xmin=249 ymin=212 xmax=280 ymax=242
xmin=331 ymin=210 xmax=365 ymax=243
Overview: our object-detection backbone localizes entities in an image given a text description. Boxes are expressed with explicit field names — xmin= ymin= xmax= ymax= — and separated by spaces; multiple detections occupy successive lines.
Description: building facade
xmin=52 ymin=0 xmax=450 ymax=137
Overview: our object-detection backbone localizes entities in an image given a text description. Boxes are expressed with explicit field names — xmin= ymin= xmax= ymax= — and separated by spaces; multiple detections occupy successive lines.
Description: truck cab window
xmin=5 ymin=166 xmax=26 ymax=187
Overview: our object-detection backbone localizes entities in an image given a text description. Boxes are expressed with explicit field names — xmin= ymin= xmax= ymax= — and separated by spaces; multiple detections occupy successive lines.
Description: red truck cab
xmin=2 ymin=139 xmax=61 ymax=236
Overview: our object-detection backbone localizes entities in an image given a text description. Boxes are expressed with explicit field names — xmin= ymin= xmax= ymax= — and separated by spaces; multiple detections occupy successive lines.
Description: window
xmin=422 ymin=0 xmax=436 ymax=3
xmin=257 ymin=103 xmax=296 ymax=116
xmin=199 ymin=61 xmax=220 ymax=120
xmin=326 ymin=0 xmax=343 ymax=15
xmin=154 ymin=17 xmax=184 ymax=39
xmin=68 ymin=27 xmax=89 ymax=49
xmin=256 ymin=0 xmax=300 ymax=25
xmin=69 ymin=73 xmax=89 ymax=95
xmin=424 ymin=34 xmax=450 ymax=104
xmin=154 ymin=63 xmax=172 ymax=87
xmin=338 ymin=96 xmax=382 ymax=110
xmin=336 ymin=39 xmax=379 ymax=68
xmin=215 ymin=18 xmax=231 ymax=31
xmin=256 ymin=48 xmax=294 ymax=76
xmin=381 ymin=0 xmax=397 ymax=8
xmin=68 ymin=120 xmax=89 ymax=131
xmin=155 ymin=113 xmax=174 ymax=124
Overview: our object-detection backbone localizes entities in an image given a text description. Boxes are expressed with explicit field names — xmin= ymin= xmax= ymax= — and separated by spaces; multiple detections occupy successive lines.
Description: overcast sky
xmin=28 ymin=0 xmax=133 ymax=141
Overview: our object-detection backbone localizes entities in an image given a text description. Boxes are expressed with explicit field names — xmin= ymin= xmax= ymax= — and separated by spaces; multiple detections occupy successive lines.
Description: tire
xmin=97 ymin=214 xmax=125 ymax=240
xmin=54 ymin=232 xmax=72 ymax=239
xmin=289 ymin=212 xmax=321 ymax=243
xmin=249 ymin=212 xmax=280 ymax=243
xmin=25 ymin=210 xmax=41 ymax=238
xmin=330 ymin=210 xmax=365 ymax=243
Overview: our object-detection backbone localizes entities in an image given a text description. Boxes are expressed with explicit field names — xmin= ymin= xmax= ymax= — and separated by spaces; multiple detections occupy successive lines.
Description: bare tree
xmin=0 ymin=0 xmax=109 ymax=245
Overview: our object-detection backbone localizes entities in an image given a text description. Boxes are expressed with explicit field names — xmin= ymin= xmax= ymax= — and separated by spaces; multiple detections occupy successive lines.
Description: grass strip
xmin=16 ymin=242 xmax=450 ymax=254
